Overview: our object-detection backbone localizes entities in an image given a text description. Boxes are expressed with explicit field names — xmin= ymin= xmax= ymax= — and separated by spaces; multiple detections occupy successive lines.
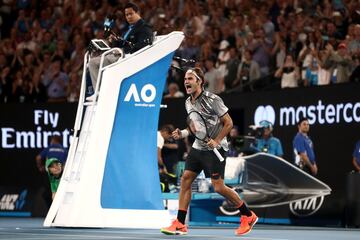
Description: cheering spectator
xmin=275 ymin=54 xmax=300 ymax=88
xmin=41 ymin=57 xmax=69 ymax=102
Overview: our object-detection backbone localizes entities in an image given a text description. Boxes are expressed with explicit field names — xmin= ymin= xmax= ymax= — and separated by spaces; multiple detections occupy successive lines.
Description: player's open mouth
xmin=185 ymin=84 xmax=192 ymax=90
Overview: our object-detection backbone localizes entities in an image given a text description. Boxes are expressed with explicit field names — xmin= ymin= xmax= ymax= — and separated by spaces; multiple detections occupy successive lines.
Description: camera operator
xmin=88 ymin=2 xmax=153 ymax=98
xmin=254 ymin=120 xmax=283 ymax=158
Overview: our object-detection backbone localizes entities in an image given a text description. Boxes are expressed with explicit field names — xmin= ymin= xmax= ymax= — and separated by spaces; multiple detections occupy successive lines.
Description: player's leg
xmin=205 ymin=150 xmax=258 ymax=236
xmin=161 ymin=148 xmax=200 ymax=235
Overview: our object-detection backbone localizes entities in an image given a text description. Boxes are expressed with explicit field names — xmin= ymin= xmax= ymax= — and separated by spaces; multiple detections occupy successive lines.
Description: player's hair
xmin=125 ymin=2 xmax=139 ymax=13
xmin=187 ymin=67 xmax=205 ymax=88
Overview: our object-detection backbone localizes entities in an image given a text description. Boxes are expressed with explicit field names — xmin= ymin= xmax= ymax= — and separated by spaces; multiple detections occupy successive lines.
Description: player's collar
xmin=191 ymin=90 xmax=203 ymax=102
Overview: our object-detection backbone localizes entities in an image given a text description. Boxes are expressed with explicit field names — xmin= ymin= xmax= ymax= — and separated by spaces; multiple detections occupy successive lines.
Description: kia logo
xmin=289 ymin=196 xmax=324 ymax=217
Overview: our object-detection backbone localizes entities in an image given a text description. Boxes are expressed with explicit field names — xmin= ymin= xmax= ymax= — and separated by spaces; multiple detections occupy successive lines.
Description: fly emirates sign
xmin=1 ymin=110 xmax=72 ymax=149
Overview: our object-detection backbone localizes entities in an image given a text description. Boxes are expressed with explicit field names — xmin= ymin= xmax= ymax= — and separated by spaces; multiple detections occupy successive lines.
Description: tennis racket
xmin=186 ymin=111 xmax=224 ymax=162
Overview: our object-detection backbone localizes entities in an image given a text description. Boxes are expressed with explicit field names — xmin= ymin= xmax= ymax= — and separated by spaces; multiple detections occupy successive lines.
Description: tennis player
xmin=160 ymin=67 xmax=257 ymax=236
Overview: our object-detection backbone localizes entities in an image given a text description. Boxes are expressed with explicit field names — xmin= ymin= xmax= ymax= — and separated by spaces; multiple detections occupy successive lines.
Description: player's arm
xmin=172 ymin=128 xmax=189 ymax=140
xmin=213 ymin=112 xmax=233 ymax=146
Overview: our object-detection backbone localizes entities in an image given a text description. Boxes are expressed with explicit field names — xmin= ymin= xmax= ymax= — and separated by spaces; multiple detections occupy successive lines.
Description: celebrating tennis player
xmin=160 ymin=67 xmax=257 ymax=236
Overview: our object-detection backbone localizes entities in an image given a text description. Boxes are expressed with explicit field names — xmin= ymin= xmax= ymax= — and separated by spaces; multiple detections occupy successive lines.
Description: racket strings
xmin=187 ymin=112 xmax=208 ymax=141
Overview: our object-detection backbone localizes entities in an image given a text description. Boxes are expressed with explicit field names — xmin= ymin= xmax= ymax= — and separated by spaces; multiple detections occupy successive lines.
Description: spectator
xmin=304 ymin=49 xmax=320 ymax=86
xmin=275 ymin=54 xmax=300 ymax=88
xmin=164 ymin=82 xmax=184 ymax=99
xmin=224 ymin=47 xmax=241 ymax=90
xmin=347 ymin=24 xmax=360 ymax=56
xmin=67 ymin=71 xmax=81 ymax=102
xmin=248 ymin=28 xmax=272 ymax=78
xmin=204 ymin=58 xmax=223 ymax=94
xmin=352 ymin=140 xmax=360 ymax=172
xmin=227 ymin=125 xmax=240 ymax=157
xmin=293 ymin=118 xmax=318 ymax=176
xmin=216 ymin=40 xmax=231 ymax=80
xmin=41 ymin=57 xmax=69 ymax=102
xmin=157 ymin=124 xmax=175 ymax=174
xmin=325 ymin=42 xmax=353 ymax=83
xmin=255 ymin=120 xmax=283 ymax=158
xmin=0 ymin=0 xmax=359 ymax=102
xmin=233 ymin=49 xmax=261 ymax=92
xmin=162 ymin=136 xmax=180 ymax=175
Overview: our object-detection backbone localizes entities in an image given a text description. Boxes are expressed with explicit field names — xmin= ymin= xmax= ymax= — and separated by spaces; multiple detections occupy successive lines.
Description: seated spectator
xmin=157 ymin=124 xmax=175 ymax=174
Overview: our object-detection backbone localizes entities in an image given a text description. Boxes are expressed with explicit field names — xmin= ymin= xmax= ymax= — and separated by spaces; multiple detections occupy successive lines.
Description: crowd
xmin=0 ymin=0 xmax=359 ymax=103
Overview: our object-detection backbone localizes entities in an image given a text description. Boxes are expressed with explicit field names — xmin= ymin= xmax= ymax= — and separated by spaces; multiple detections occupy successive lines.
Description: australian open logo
xmin=254 ymin=105 xmax=276 ymax=126
xmin=289 ymin=196 xmax=325 ymax=217
xmin=124 ymin=83 xmax=156 ymax=107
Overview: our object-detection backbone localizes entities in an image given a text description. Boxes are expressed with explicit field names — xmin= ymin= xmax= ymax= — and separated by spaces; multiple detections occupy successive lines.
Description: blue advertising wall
xmin=101 ymin=53 xmax=174 ymax=210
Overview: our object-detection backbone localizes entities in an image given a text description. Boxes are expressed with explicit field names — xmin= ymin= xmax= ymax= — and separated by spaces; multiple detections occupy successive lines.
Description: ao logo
xmin=124 ymin=83 xmax=156 ymax=103
xmin=289 ymin=196 xmax=325 ymax=217
xmin=254 ymin=105 xmax=276 ymax=125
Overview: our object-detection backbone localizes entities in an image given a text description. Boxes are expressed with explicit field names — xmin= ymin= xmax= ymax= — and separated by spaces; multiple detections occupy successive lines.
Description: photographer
xmin=88 ymin=2 xmax=153 ymax=97
xmin=255 ymin=120 xmax=283 ymax=158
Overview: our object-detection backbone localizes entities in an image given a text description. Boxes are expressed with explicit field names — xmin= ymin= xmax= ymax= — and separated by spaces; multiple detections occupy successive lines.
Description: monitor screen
xmin=91 ymin=39 xmax=110 ymax=50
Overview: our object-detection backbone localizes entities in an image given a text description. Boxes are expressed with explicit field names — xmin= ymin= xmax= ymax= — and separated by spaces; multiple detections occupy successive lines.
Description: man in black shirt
xmin=88 ymin=2 xmax=153 ymax=96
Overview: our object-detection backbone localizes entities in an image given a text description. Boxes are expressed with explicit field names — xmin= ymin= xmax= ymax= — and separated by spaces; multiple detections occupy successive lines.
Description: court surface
xmin=0 ymin=218 xmax=359 ymax=240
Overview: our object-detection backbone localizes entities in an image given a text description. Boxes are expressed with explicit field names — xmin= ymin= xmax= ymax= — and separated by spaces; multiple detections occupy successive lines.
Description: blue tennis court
xmin=0 ymin=218 xmax=359 ymax=240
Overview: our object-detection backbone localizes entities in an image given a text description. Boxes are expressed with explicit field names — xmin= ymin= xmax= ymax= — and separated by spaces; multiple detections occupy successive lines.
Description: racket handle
xmin=213 ymin=148 xmax=224 ymax=162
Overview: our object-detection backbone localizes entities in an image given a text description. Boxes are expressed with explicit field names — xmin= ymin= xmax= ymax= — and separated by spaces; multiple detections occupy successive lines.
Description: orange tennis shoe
xmin=235 ymin=211 xmax=258 ymax=236
xmin=160 ymin=219 xmax=188 ymax=235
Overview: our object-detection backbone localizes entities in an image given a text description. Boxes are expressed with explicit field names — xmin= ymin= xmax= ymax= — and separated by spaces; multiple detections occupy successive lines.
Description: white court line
xmin=0 ymin=231 xmax=174 ymax=240
xmin=0 ymin=230 xmax=288 ymax=240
